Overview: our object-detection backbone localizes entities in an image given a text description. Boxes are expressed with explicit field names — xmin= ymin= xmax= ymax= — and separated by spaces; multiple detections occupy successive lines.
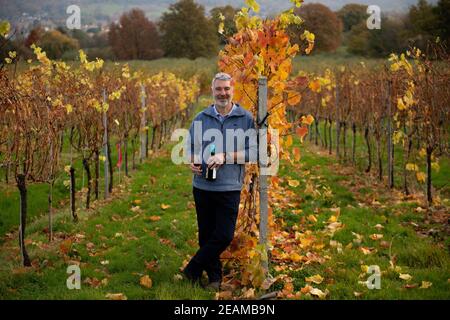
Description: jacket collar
xmin=203 ymin=103 xmax=246 ymax=118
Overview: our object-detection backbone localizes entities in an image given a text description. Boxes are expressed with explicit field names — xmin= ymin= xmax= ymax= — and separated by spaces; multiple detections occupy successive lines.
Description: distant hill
xmin=0 ymin=0 xmax=439 ymax=25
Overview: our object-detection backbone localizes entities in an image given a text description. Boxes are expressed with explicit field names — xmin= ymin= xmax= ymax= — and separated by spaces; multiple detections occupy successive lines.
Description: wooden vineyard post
xmin=103 ymin=89 xmax=109 ymax=199
xmin=258 ymin=76 xmax=269 ymax=275
xmin=140 ymin=84 xmax=147 ymax=162
xmin=386 ymin=79 xmax=394 ymax=188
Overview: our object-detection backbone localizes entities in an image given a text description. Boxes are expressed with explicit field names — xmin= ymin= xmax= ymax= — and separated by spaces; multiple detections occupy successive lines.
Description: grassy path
xmin=0 ymin=138 xmax=448 ymax=300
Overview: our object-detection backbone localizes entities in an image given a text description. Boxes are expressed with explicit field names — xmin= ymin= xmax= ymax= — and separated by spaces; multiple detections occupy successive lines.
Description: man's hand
xmin=190 ymin=163 xmax=202 ymax=176
xmin=207 ymin=153 xmax=225 ymax=169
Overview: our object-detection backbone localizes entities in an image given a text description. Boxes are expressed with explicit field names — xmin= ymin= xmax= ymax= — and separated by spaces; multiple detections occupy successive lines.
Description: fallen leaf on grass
xmin=305 ymin=274 xmax=324 ymax=284
xmin=360 ymin=247 xmax=375 ymax=255
xmin=370 ymin=234 xmax=383 ymax=240
xmin=173 ymin=274 xmax=183 ymax=281
xmin=288 ymin=179 xmax=300 ymax=187
xmin=59 ymin=239 xmax=73 ymax=255
xmin=310 ymin=288 xmax=328 ymax=299
xmin=105 ymin=293 xmax=127 ymax=300
xmin=140 ymin=275 xmax=153 ymax=288
xmin=148 ymin=216 xmax=161 ymax=222
xmin=131 ymin=206 xmax=141 ymax=213
xmin=289 ymin=252 xmax=303 ymax=263
xmin=144 ymin=260 xmax=159 ymax=272
xmin=420 ymin=281 xmax=432 ymax=289
xmin=241 ymin=288 xmax=255 ymax=299
xmin=399 ymin=273 xmax=413 ymax=281
xmin=159 ymin=238 xmax=176 ymax=248
xmin=111 ymin=214 xmax=122 ymax=222
xmin=216 ymin=291 xmax=233 ymax=300
xmin=161 ymin=204 xmax=171 ymax=210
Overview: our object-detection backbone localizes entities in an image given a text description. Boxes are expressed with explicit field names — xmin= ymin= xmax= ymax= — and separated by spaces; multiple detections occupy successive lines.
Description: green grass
xmin=0 ymin=152 xmax=213 ymax=299
xmin=272 ymin=137 xmax=450 ymax=300
xmin=1 ymin=130 xmax=448 ymax=299
xmin=303 ymin=120 xmax=450 ymax=199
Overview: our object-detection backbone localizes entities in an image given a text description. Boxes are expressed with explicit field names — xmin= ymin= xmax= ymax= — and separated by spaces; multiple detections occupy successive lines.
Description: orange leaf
xmin=293 ymin=147 xmax=301 ymax=161
xmin=105 ymin=293 xmax=127 ymax=300
xmin=285 ymin=135 xmax=293 ymax=147
xmin=301 ymin=115 xmax=314 ymax=125
xmin=140 ymin=275 xmax=153 ymax=288
xmin=309 ymin=79 xmax=321 ymax=92
xmin=148 ymin=216 xmax=161 ymax=222
xmin=296 ymin=127 xmax=308 ymax=142
xmin=287 ymin=91 xmax=301 ymax=106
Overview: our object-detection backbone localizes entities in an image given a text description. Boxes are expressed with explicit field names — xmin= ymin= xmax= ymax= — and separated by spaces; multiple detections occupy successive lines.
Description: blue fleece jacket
xmin=187 ymin=103 xmax=257 ymax=192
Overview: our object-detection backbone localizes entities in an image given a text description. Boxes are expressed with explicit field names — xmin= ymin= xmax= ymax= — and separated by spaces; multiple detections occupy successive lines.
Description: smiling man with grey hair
xmin=183 ymin=72 xmax=257 ymax=291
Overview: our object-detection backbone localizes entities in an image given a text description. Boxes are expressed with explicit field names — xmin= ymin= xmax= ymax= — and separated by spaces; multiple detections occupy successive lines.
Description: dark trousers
xmin=184 ymin=187 xmax=241 ymax=283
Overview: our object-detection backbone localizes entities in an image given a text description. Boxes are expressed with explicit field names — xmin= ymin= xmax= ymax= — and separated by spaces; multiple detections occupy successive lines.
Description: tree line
xmin=2 ymin=0 xmax=449 ymax=62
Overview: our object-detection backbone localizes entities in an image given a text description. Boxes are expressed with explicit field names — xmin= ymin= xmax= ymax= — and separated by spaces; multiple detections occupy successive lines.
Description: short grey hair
xmin=211 ymin=72 xmax=232 ymax=88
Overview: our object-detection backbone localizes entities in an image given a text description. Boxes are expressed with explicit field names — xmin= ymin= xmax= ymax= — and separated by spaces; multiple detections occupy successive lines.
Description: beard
xmin=214 ymin=95 xmax=232 ymax=108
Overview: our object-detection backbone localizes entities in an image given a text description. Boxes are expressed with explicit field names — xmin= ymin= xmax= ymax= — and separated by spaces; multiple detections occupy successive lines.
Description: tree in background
xmin=291 ymin=3 xmax=342 ymax=53
xmin=347 ymin=16 xmax=408 ymax=57
xmin=108 ymin=8 xmax=163 ymax=60
xmin=25 ymin=26 xmax=44 ymax=48
xmin=159 ymin=0 xmax=218 ymax=59
xmin=337 ymin=3 xmax=368 ymax=32
xmin=210 ymin=5 xmax=238 ymax=43
xmin=434 ymin=0 xmax=450 ymax=44
xmin=37 ymin=29 xmax=79 ymax=59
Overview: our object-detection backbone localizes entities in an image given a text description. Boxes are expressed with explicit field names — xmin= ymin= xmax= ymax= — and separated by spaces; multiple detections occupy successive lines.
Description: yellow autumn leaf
xmin=161 ymin=203 xmax=171 ymax=210
xmin=301 ymin=114 xmax=315 ymax=125
xmin=397 ymin=98 xmax=406 ymax=110
xmin=105 ymin=293 xmax=127 ymax=300
xmin=420 ymin=281 xmax=432 ymax=289
xmin=308 ymin=215 xmax=318 ymax=223
xmin=305 ymin=274 xmax=324 ymax=284
xmin=406 ymin=163 xmax=419 ymax=171
xmin=419 ymin=148 xmax=426 ymax=158
xmin=431 ymin=162 xmax=440 ymax=172
xmin=245 ymin=0 xmax=260 ymax=12
xmin=288 ymin=179 xmax=300 ymax=187
xmin=399 ymin=273 xmax=413 ymax=281
xmin=289 ymin=252 xmax=303 ymax=262
xmin=416 ymin=172 xmax=426 ymax=183
xmin=140 ymin=275 xmax=153 ymax=288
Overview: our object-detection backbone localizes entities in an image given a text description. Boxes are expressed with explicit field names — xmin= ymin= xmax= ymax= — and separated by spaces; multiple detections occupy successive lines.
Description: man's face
xmin=212 ymin=79 xmax=233 ymax=108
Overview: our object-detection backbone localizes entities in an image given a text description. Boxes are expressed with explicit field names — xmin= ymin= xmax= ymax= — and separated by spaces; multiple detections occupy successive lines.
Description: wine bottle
xmin=206 ymin=144 xmax=217 ymax=181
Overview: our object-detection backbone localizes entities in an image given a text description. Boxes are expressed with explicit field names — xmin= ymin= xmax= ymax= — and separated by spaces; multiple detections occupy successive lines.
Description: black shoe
xmin=182 ymin=268 xmax=201 ymax=285
xmin=203 ymin=281 xmax=221 ymax=292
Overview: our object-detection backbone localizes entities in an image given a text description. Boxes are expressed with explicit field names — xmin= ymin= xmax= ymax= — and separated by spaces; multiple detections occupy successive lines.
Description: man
xmin=183 ymin=72 xmax=257 ymax=291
